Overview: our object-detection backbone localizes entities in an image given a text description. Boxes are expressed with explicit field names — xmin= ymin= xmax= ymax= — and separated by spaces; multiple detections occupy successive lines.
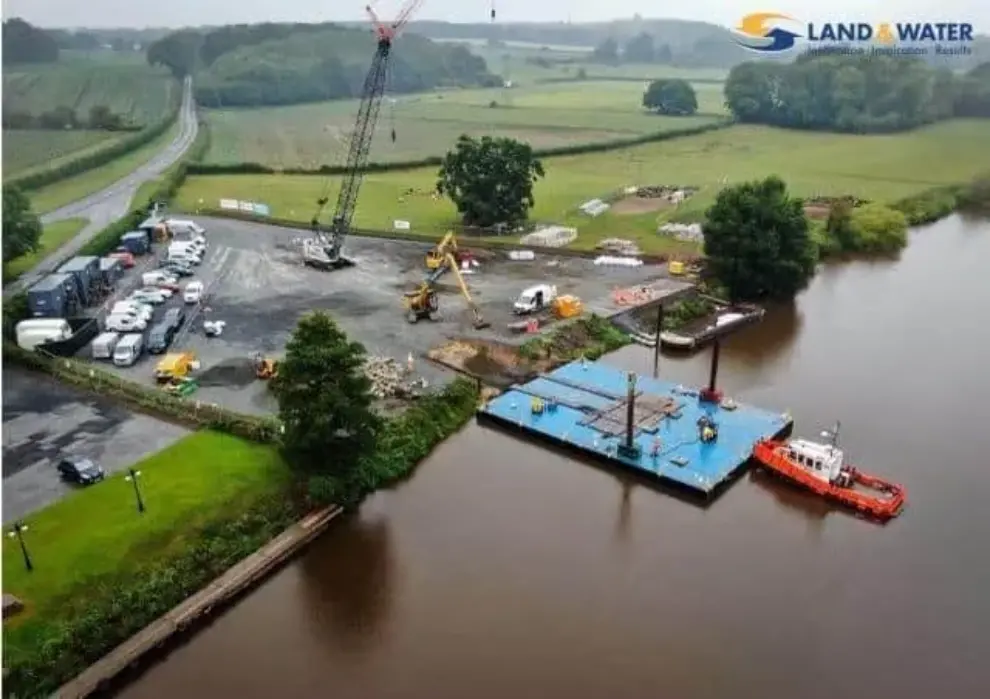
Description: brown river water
xmin=120 ymin=216 xmax=990 ymax=699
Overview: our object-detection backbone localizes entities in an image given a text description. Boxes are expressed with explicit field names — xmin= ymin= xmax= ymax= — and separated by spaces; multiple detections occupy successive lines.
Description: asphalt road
xmin=5 ymin=77 xmax=199 ymax=297
xmin=1 ymin=367 xmax=189 ymax=523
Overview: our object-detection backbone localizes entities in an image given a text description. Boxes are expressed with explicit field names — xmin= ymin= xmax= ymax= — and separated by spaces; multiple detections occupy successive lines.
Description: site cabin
xmin=785 ymin=439 xmax=844 ymax=484
xmin=514 ymin=284 xmax=558 ymax=315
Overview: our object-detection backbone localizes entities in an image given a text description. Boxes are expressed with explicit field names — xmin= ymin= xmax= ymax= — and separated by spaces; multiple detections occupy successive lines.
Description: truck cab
xmin=513 ymin=284 xmax=558 ymax=315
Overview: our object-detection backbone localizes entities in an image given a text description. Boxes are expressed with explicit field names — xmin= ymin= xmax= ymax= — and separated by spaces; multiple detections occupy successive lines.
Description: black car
xmin=57 ymin=457 xmax=105 ymax=485
xmin=147 ymin=321 xmax=174 ymax=354
xmin=162 ymin=307 xmax=186 ymax=331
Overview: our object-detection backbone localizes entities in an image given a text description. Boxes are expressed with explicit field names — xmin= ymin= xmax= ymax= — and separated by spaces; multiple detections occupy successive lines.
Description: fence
xmin=3 ymin=342 xmax=282 ymax=444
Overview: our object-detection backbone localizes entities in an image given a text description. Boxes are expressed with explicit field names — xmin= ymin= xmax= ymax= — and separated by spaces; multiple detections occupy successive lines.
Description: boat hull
xmin=753 ymin=440 xmax=906 ymax=521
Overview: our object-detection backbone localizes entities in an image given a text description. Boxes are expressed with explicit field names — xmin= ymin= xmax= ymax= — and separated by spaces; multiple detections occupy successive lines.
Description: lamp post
xmin=7 ymin=521 xmax=33 ymax=572
xmin=125 ymin=468 xmax=145 ymax=514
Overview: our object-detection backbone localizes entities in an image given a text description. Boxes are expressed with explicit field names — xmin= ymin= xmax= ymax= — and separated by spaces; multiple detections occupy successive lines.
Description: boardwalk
xmin=55 ymin=506 xmax=342 ymax=699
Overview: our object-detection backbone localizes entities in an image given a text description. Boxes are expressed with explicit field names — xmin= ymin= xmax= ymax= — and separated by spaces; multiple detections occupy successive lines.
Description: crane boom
xmin=308 ymin=0 xmax=423 ymax=269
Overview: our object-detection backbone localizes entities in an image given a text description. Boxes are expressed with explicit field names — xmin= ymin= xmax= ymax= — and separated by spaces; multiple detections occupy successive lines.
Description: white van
xmin=111 ymin=301 xmax=153 ymax=322
xmin=112 ymin=333 xmax=144 ymax=367
xmin=91 ymin=331 xmax=121 ymax=360
xmin=166 ymin=219 xmax=206 ymax=237
xmin=15 ymin=319 xmax=72 ymax=350
xmin=168 ymin=241 xmax=203 ymax=259
xmin=106 ymin=313 xmax=148 ymax=333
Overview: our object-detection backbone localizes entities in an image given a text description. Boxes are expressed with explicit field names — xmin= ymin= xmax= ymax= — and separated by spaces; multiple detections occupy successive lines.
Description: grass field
xmin=2 ymin=431 xmax=289 ymax=627
xmin=2 ymin=51 xmax=176 ymax=127
xmin=3 ymin=218 xmax=88 ymax=283
xmin=2 ymin=131 xmax=126 ymax=178
xmin=28 ymin=118 xmax=181 ymax=214
xmin=178 ymin=120 xmax=990 ymax=254
xmin=204 ymin=80 xmax=726 ymax=167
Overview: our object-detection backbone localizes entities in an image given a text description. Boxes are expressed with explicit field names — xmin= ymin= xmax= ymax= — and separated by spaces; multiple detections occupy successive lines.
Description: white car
xmin=129 ymin=289 xmax=167 ymax=305
xmin=183 ymin=281 xmax=204 ymax=304
xmin=140 ymin=285 xmax=173 ymax=298
xmin=142 ymin=271 xmax=178 ymax=287
xmin=110 ymin=302 xmax=153 ymax=322
xmin=105 ymin=313 xmax=148 ymax=332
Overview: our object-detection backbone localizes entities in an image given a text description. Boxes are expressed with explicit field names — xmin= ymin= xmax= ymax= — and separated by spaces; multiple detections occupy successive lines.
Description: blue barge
xmin=476 ymin=359 xmax=793 ymax=500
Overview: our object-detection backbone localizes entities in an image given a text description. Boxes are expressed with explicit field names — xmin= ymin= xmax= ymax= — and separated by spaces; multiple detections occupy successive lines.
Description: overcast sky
xmin=3 ymin=1 xmax=986 ymax=31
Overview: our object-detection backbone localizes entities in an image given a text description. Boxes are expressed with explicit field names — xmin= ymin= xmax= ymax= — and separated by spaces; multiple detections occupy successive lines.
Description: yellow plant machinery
xmin=425 ymin=231 xmax=458 ymax=271
xmin=404 ymin=252 xmax=489 ymax=329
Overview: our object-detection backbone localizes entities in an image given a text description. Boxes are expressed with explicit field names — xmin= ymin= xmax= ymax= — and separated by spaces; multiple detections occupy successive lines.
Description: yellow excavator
xmin=403 ymin=252 xmax=490 ymax=329
xmin=425 ymin=231 xmax=458 ymax=272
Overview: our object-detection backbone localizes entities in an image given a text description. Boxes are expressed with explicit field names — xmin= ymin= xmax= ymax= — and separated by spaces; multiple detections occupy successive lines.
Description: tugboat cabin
xmin=786 ymin=439 xmax=844 ymax=483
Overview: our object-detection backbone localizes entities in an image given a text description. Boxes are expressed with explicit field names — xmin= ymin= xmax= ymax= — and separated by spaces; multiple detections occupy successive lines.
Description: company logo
xmin=733 ymin=12 xmax=975 ymax=55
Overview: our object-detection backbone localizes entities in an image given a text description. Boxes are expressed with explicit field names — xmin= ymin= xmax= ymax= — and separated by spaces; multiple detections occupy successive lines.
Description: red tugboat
xmin=753 ymin=423 xmax=906 ymax=521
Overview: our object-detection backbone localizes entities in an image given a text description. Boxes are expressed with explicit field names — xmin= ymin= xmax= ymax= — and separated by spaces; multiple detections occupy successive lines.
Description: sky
xmin=2 ymin=1 xmax=986 ymax=31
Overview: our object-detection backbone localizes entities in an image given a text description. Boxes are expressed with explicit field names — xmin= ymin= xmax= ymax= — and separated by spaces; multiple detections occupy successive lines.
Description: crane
xmin=306 ymin=0 xmax=424 ymax=270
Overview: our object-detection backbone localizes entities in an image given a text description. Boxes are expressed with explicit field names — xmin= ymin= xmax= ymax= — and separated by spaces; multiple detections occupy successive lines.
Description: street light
xmin=125 ymin=468 xmax=146 ymax=514
xmin=7 ymin=521 xmax=33 ymax=572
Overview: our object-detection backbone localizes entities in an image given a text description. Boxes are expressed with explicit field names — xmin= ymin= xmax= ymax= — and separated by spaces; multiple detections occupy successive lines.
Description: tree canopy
xmin=147 ymin=23 xmax=499 ymax=108
xmin=2 ymin=19 xmax=59 ymax=65
xmin=437 ymin=135 xmax=546 ymax=229
xmin=725 ymin=54 xmax=990 ymax=132
xmin=2 ymin=186 xmax=43 ymax=265
xmin=703 ymin=176 xmax=817 ymax=301
xmin=642 ymin=79 xmax=698 ymax=115
xmin=272 ymin=312 xmax=380 ymax=494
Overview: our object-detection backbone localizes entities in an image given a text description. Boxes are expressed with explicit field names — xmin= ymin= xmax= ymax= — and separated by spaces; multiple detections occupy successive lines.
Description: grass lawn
xmin=178 ymin=119 xmax=990 ymax=254
xmin=28 ymin=118 xmax=181 ymax=215
xmin=203 ymin=80 xmax=725 ymax=167
xmin=3 ymin=217 xmax=88 ymax=283
xmin=2 ymin=52 xmax=176 ymax=127
xmin=1 ymin=430 xmax=291 ymax=630
xmin=2 ymin=130 xmax=126 ymax=178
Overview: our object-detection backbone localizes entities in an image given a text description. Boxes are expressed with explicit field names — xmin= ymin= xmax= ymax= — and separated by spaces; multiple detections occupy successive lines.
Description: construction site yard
xmin=96 ymin=216 xmax=691 ymax=415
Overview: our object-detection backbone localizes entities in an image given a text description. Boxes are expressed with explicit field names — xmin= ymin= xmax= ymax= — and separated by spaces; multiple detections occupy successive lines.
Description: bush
xmin=955 ymin=175 xmax=990 ymax=214
xmin=5 ymin=83 xmax=182 ymax=192
xmin=846 ymin=203 xmax=909 ymax=253
xmin=518 ymin=315 xmax=630 ymax=362
xmin=892 ymin=186 xmax=961 ymax=226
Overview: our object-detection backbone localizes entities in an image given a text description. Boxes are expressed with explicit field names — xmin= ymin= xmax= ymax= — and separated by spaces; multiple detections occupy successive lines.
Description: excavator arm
xmin=443 ymin=253 xmax=489 ymax=329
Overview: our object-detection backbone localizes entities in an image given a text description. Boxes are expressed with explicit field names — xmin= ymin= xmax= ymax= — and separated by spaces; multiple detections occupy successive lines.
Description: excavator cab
xmin=251 ymin=352 xmax=278 ymax=380
xmin=403 ymin=283 xmax=440 ymax=323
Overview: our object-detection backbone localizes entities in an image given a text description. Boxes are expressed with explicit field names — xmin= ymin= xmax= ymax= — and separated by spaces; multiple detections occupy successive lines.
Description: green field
xmin=2 ymin=130 xmax=126 ymax=177
xmin=204 ymin=80 xmax=726 ymax=167
xmin=28 ymin=118 xmax=180 ymax=214
xmin=3 ymin=218 xmax=88 ymax=283
xmin=2 ymin=52 xmax=176 ymax=127
xmin=2 ymin=431 xmax=288 ymax=627
xmin=178 ymin=120 xmax=990 ymax=253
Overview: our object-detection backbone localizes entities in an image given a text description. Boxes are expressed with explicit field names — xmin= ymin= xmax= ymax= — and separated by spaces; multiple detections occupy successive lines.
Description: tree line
xmin=3 ymin=19 xmax=59 ymax=65
xmin=2 ymin=104 xmax=136 ymax=131
xmin=147 ymin=23 xmax=500 ymax=108
xmin=725 ymin=54 xmax=990 ymax=133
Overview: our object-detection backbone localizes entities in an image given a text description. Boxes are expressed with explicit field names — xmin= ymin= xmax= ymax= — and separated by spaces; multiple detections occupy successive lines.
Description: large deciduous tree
xmin=2 ymin=186 xmax=42 ymax=265
xmin=703 ymin=176 xmax=817 ymax=301
xmin=2 ymin=19 xmax=59 ymax=65
xmin=642 ymin=79 xmax=698 ymax=116
xmin=272 ymin=312 xmax=380 ymax=495
xmin=437 ymin=135 xmax=545 ymax=229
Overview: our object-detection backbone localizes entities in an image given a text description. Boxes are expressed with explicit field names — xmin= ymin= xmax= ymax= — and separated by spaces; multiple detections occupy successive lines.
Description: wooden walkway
xmin=54 ymin=506 xmax=342 ymax=699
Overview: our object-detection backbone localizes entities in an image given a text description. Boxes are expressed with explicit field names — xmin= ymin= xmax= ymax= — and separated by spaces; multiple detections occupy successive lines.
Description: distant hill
xmin=146 ymin=23 xmax=500 ymax=109
xmin=409 ymin=20 xmax=990 ymax=72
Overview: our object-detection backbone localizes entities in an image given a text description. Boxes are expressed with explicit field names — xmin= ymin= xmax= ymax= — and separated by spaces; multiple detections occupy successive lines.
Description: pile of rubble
xmin=658 ymin=222 xmax=704 ymax=243
xmin=519 ymin=226 xmax=577 ymax=248
xmin=363 ymin=355 xmax=429 ymax=399
xmin=636 ymin=185 xmax=699 ymax=203
xmin=596 ymin=238 xmax=642 ymax=256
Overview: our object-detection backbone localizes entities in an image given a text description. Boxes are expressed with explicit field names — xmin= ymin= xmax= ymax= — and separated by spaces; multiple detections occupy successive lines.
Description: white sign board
xmin=219 ymin=199 xmax=239 ymax=210
xmin=393 ymin=220 xmax=411 ymax=230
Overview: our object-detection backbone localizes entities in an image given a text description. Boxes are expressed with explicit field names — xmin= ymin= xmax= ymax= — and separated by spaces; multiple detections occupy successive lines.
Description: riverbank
xmin=55 ymin=507 xmax=342 ymax=699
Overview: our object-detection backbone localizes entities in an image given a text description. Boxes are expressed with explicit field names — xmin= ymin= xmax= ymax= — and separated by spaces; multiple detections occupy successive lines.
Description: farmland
xmin=2 ymin=130 xmax=125 ymax=177
xmin=178 ymin=119 xmax=990 ymax=254
xmin=2 ymin=52 xmax=176 ymax=127
xmin=203 ymin=80 xmax=727 ymax=167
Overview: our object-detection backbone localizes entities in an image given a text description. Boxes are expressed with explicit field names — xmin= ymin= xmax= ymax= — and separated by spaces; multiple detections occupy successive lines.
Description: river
xmin=120 ymin=215 xmax=990 ymax=699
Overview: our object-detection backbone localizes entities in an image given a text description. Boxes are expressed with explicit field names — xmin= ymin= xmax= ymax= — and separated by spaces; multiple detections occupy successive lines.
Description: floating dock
xmin=477 ymin=359 xmax=792 ymax=500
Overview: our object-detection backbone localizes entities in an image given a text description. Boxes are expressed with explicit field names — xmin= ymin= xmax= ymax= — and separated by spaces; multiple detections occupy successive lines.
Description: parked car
xmin=141 ymin=285 xmax=173 ymax=298
xmin=106 ymin=313 xmax=148 ymax=332
xmin=162 ymin=307 xmax=186 ymax=331
xmin=142 ymin=271 xmax=178 ymax=287
xmin=57 ymin=456 xmax=105 ymax=485
xmin=146 ymin=322 xmax=175 ymax=354
xmin=110 ymin=301 xmax=153 ymax=322
xmin=129 ymin=288 xmax=168 ymax=305
xmin=161 ymin=261 xmax=194 ymax=277
xmin=183 ymin=281 xmax=204 ymax=304
xmin=108 ymin=251 xmax=136 ymax=268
